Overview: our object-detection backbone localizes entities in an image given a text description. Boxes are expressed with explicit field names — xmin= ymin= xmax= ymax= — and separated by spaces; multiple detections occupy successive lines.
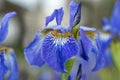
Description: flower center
xmin=50 ymin=30 xmax=72 ymax=46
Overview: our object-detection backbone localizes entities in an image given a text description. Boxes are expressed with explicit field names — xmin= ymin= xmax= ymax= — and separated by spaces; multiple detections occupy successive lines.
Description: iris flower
xmin=0 ymin=12 xmax=18 ymax=80
xmin=101 ymin=0 xmax=120 ymax=66
xmin=102 ymin=0 xmax=120 ymax=72
xmin=24 ymin=1 xmax=81 ymax=72
xmin=67 ymin=26 xmax=105 ymax=80
xmin=102 ymin=0 xmax=120 ymax=36
xmin=79 ymin=27 xmax=105 ymax=71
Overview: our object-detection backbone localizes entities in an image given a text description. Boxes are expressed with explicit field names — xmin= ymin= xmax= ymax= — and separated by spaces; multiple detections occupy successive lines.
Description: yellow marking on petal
xmin=62 ymin=31 xmax=71 ymax=38
xmin=51 ymin=30 xmax=60 ymax=38
xmin=100 ymin=31 xmax=110 ymax=35
xmin=0 ymin=46 xmax=12 ymax=54
xmin=41 ymin=28 xmax=54 ymax=36
xmin=84 ymin=31 xmax=96 ymax=39
xmin=51 ymin=30 xmax=72 ymax=39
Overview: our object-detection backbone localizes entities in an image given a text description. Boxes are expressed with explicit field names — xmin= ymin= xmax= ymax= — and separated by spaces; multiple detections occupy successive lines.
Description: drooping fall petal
xmin=24 ymin=31 xmax=45 ymax=66
xmin=42 ymin=30 xmax=78 ymax=72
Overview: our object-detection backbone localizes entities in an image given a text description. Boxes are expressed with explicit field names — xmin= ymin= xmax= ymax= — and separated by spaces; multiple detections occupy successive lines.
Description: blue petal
xmin=24 ymin=31 xmax=45 ymax=66
xmin=112 ymin=0 xmax=120 ymax=16
xmin=92 ymin=32 xmax=105 ymax=71
xmin=0 ymin=12 xmax=16 ymax=43
xmin=110 ymin=1 xmax=120 ymax=34
xmin=69 ymin=0 xmax=81 ymax=31
xmin=55 ymin=8 xmax=64 ymax=25
xmin=0 ymin=51 xmax=8 ymax=80
xmin=45 ymin=8 xmax=64 ymax=26
xmin=3 ymin=49 xmax=19 ymax=80
xmin=42 ymin=32 xmax=78 ymax=72
xmin=79 ymin=29 xmax=92 ymax=61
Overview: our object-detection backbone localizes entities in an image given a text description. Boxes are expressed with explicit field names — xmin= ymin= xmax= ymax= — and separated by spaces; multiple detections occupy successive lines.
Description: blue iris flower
xmin=24 ymin=0 xmax=81 ymax=72
xmin=101 ymin=1 xmax=119 ymax=66
xmin=102 ymin=0 xmax=120 ymax=36
xmin=67 ymin=26 xmax=105 ymax=80
xmin=0 ymin=12 xmax=19 ymax=80
xmin=78 ymin=26 xmax=105 ymax=72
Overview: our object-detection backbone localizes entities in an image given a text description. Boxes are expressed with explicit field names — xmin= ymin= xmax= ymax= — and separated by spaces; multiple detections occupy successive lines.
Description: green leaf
xmin=111 ymin=40 xmax=120 ymax=72
xmin=72 ymin=24 xmax=80 ymax=41
xmin=61 ymin=57 xmax=75 ymax=80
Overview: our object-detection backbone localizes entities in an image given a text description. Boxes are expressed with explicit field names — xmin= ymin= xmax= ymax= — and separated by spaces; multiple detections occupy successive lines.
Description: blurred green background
xmin=0 ymin=0 xmax=120 ymax=80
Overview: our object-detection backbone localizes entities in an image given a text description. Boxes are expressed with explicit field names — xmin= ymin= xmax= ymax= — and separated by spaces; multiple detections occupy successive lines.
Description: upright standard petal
xmin=0 ymin=12 xmax=16 ymax=43
xmin=92 ymin=32 xmax=105 ymax=71
xmin=110 ymin=0 xmax=120 ymax=34
xmin=42 ymin=30 xmax=78 ymax=72
xmin=0 ymin=47 xmax=18 ymax=80
xmin=69 ymin=0 xmax=81 ymax=31
xmin=24 ymin=31 xmax=45 ymax=66
xmin=45 ymin=8 xmax=64 ymax=26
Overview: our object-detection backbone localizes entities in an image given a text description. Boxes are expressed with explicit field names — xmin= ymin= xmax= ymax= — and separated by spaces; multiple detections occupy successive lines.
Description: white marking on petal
xmin=49 ymin=33 xmax=68 ymax=47
xmin=53 ymin=38 xmax=68 ymax=46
